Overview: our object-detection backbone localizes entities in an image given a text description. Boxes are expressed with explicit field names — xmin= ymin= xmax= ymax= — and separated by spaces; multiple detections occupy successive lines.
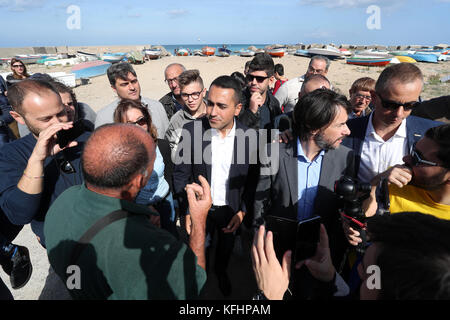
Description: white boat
xmin=216 ymin=51 xmax=230 ymax=57
xmin=239 ymin=49 xmax=255 ymax=57
xmin=45 ymin=57 xmax=81 ymax=67
xmin=193 ymin=49 xmax=204 ymax=56
xmin=47 ymin=72 xmax=76 ymax=88
xmin=438 ymin=54 xmax=450 ymax=61
xmin=101 ymin=53 xmax=126 ymax=63
xmin=389 ymin=57 xmax=401 ymax=64
xmin=307 ymin=46 xmax=344 ymax=59
xmin=294 ymin=49 xmax=310 ymax=57
xmin=356 ymin=49 xmax=392 ymax=58
xmin=143 ymin=49 xmax=162 ymax=60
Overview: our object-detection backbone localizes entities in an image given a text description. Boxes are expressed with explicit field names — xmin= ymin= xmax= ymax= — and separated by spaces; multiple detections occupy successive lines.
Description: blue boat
xmin=71 ymin=60 xmax=112 ymax=79
xmin=218 ymin=45 xmax=232 ymax=55
xmin=407 ymin=53 xmax=438 ymax=63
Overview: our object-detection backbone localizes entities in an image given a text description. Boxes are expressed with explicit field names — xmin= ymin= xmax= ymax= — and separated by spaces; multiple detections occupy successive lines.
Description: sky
xmin=0 ymin=0 xmax=449 ymax=47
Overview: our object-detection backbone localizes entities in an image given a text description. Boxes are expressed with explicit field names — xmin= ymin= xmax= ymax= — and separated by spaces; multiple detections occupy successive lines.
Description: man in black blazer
xmin=173 ymin=76 xmax=259 ymax=297
xmin=254 ymin=89 xmax=355 ymax=299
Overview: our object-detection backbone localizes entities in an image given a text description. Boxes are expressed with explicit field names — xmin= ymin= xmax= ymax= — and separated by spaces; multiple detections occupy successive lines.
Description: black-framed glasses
xmin=246 ymin=74 xmax=269 ymax=83
xmin=128 ymin=116 xmax=147 ymax=126
xmin=165 ymin=78 xmax=178 ymax=84
xmin=377 ymin=94 xmax=419 ymax=111
xmin=409 ymin=143 xmax=439 ymax=167
xmin=181 ymin=91 xmax=202 ymax=100
xmin=354 ymin=93 xmax=372 ymax=101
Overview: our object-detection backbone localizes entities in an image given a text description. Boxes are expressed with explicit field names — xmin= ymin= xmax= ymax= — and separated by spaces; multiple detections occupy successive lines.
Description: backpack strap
xmin=70 ymin=209 xmax=132 ymax=266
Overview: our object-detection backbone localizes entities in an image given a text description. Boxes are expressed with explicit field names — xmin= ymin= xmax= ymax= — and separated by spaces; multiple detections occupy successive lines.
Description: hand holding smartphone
xmin=56 ymin=119 xmax=86 ymax=148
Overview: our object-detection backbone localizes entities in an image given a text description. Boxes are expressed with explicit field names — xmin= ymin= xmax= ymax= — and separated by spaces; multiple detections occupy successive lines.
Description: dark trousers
xmin=205 ymin=205 xmax=235 ymax=276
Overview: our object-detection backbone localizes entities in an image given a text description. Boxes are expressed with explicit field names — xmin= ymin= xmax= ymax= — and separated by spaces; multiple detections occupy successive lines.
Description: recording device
xmin=334 ymin=176 xmax=371 ymax=254
xmin=56 ymin=119 xmax=86 ymax=148
xmin=264 ymin=215 xmax=321 ymax=264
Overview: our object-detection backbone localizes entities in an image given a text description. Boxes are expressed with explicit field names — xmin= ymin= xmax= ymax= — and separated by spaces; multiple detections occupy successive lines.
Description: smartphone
xmin=264 ymin=215 xmax=298 ymax=264
xmin=295 ymin=215 xmax=321 ymax=262
xmin=56 ymin=119 xmax=86 ymax=148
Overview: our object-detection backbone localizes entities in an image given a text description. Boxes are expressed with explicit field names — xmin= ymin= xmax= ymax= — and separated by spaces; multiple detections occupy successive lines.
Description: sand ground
xmin=0 ymin=54 xmax=449 ymax=300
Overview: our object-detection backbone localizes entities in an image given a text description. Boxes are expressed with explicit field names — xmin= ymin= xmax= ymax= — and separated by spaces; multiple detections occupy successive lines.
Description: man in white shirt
xmin=173 ymin=76 xmax=259 ymax=297
xmin=274 ymin=55 xmax=330 ymax=113
xmin=343 ymin=63 xmax=441 ymax=184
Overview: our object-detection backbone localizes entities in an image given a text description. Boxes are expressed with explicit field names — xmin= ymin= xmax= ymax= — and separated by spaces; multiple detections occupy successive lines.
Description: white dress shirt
xmin=358 ymin=113 xmax=408 ymax=183
xmin=210 ymin=120 xmax=236 ymax=206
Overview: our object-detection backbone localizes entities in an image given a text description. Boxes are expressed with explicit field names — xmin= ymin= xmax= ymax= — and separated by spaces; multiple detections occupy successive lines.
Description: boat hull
xmin=71 ymin=61 xmax=112 ymax=79
xmin=407 ymin=54 xmax=438 ymax=63
xmin=346 ymin=58 xmax=392 ymax=66
xmin=202 ymin=47 xmax=216 ymax=56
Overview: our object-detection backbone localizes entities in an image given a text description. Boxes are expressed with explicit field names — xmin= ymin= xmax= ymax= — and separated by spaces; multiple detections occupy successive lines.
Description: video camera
xmin=334 ymin=176 xmax=371 ymax=254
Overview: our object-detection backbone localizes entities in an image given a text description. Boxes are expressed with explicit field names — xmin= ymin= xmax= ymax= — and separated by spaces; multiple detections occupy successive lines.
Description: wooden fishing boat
xmin=202 ymin=46 xmax=215 ymax=56
xmin=267 ymin=47 xmax=286 ymax=58
xmin=239 ymin=49 xmax=255 ymax=57
xmin=346 ymin=56 xmax=392 ymax=66
xmin=71 ymin=60 xmax=112 ymax=79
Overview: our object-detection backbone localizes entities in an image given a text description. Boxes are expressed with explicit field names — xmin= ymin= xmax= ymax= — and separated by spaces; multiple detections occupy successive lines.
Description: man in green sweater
xmin=44 ymin=123 xmax=210 ymax=299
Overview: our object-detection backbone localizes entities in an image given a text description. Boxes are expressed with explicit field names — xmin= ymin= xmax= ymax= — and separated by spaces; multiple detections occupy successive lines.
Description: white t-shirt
xmin=274 ymin=75 xmax=305 ymax=113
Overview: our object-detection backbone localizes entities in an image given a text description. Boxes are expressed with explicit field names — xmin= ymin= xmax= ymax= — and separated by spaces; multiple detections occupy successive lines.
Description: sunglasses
xmin=377 ymin=94 xmax=419 ymax=111
xmin=128 ymin=116 xmax=147 ymax=126
xmin=409 ymin=143 xmax=439 ymax=167
xmin=12 ymin=64 xmax=24 ymax=68
xmin=246 ymin=74 xmax=269 ymax=83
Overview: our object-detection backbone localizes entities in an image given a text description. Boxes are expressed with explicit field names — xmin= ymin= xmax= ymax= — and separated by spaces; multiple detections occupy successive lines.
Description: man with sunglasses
xmin=95 ymin=63 xmax=169 ymax=138
xmin=343 ymin=63 xmax=441 ymax=184
xmin=165 ymin=69 xmax=207 ymax=160
xmin=344 ymin=124 xmax=450 ymax=248
xmin=238 ymin=53 xmax=282 ymax=132
xmin=274 ymin=55 xmax=330 ymax=114
xmin=159 ymin=63 xmax=186 ymax=121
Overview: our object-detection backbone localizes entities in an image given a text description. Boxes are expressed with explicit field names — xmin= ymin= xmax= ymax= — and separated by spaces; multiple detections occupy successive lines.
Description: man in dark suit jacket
xmin=342 ymin=63 xmax=442 ymax=184
xmin=254 ymin=89 xmax=355 ymax=299
xmin=173 ymin=76 xmax=259 ymax=297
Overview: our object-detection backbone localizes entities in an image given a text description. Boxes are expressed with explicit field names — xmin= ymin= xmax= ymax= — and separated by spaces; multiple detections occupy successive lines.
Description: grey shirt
xmin=164 ymin=108 xmax=206 ymax=161
xmin=94 ymin=97 xmax=169 ymax=139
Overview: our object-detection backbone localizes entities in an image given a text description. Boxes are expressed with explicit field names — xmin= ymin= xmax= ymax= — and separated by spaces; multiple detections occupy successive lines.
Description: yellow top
xmin=389 ymin=184 xmax=450 ymax=220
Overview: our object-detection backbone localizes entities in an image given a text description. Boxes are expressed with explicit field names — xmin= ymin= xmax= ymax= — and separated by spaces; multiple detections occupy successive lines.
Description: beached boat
xmin=438 ymin=55 xmax=450 ymax=61
xmin=218 ymin=45 xmax=232 ymax=55
xmin=389 ymin=50 xmax=416 ymax=56
xmin=0 ymin=58 xmax=11 ymax=65
xmin=175 ymin=48 xmax=189 ymax=56
xmin=71 ymin=60 xmax=111 ymax=79
xmin=45 ymin=57 xmax=81 ymax=67
xmin=216 ymin=51 xmax=230 ymax=57
xmin=390 ymin=57 xmax=401 ymax=64
xmin=143 ymin=49 xmax=161 ymax=60
xmin=101 ymin=53 xmax=126 ymax=63
xmin=47 ymin=72 xmax=76 ymax=88
xmin=267 ymin=47 xmax=286 ymax=58
xmin=395 ymin=56 xmax=417 ymax=63
xmin=307 ymin=46 xmax=344 ymax=59
xmin=339 ymin=49 xmax=353 ymax=56
xmin=127 ymin=51 xmax=145 ymax=64
xmin=406 ymin=53 xmax=438 ymax=63
xmin=239 ymin=49 xmax=255 ymax=57
xmin=346 ymin=56 xmax=392 ymax=66
xmin=193 ymin=49 xmax=204 ymax=56
xmin=15 ymin=54 xmax=40 ymax=64
xmin=202 ymin=46 xmax=215 ymax=56
xmin=294 ymin=49 xmax=310 ymax=57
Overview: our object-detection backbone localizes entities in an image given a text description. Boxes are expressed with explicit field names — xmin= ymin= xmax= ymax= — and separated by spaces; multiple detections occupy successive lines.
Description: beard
xmin=22 ymin=118 xmax=41 ymax=137
xmin=314 ymin=131 xmax=344 ymax=151
xmin=410 ymin=169 xmax=448 ymax=190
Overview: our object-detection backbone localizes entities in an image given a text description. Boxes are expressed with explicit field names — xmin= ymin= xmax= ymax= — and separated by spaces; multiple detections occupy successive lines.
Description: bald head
xmin=82 ymin=124 xmax=156 ymax=191
xmin=300 ymin=74 xmax=331 ymax=99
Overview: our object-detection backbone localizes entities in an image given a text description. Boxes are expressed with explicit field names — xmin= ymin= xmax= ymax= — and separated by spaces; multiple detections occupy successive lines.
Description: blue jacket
xmin=342 ymin=115 xmax=442 ymax=177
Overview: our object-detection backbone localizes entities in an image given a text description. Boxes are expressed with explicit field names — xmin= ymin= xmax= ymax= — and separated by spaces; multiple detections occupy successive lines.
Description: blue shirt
xmin=297 ymin=138 xmax=324 ymax=221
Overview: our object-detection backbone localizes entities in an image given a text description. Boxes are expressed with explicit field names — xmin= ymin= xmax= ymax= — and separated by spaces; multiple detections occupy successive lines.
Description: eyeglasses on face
xmin=165 ymin=78 xmax=178 ymax=84
xmin=127 ymin=116 xmax=147 ymax=126
xmin=377 ymin=93 xmax=419 ymax=111
xmin=409 ymin=143 xmax=439 ymax=167
xmin=181 ymin=91 xmax=202 ymax=100
xmin=307 ymin=66 xmax=325 ymax=74
xmin=354 ymin=93 xmax=372 ymax=101
xmin=246 ymin=74 xmax=269 ymax=83
xmin=12 ymin=64 xmax=24 ymax=68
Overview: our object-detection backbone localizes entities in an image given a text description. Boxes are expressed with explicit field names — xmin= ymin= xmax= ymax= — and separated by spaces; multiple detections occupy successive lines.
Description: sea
xmin=158 ymin=44 xmax=269 ymax=55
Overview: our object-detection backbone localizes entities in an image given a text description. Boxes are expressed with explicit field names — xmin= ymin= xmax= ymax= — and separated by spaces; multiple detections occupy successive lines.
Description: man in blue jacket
xmin=342 ymin=63 xmax=441 ymax=184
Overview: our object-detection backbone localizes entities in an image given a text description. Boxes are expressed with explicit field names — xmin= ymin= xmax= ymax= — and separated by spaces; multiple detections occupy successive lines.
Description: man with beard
xmin=0 ymin=80 xmax=89 ymax=247
xmin=344 ymin=124 xmax=450 ymax=246
xmin=253 ymin=89 xmax=355 ymax=299
xmin=343 ymin=63 xmax=441 ymax=184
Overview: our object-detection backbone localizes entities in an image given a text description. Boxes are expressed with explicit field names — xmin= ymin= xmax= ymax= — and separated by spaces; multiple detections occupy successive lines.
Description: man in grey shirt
xmin=95 ymin=63 xmax=169 ymax=138
xmin=165 ymin=69 xmax=207 ymax=160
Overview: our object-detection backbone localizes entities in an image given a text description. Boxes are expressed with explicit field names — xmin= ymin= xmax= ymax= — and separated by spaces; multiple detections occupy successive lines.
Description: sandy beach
xmin=1 ymin=53 xmax=449 ymax=300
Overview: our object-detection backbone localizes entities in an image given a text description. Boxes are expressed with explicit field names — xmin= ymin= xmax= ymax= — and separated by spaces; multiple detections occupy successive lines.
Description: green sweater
xmin=44 ymin=184 xmax=206 ymax=300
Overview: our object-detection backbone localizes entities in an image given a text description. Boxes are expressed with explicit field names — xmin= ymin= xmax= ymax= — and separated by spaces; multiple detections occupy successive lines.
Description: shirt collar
xmin=366 ymin=112 xmax=407 ymax=138
xmin=297 ymin=138 xmax=325 ymax=163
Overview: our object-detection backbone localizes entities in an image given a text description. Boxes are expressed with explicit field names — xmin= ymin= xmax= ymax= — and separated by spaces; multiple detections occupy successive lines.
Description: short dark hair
xmin=367 ymin=212 xmax=450 ymax=300
xmin=375 ymin=63 xmax=423 ymax=96
xmin=230 ymin=71 xmax=246 ymax=91
xmin=177 ymin=69 xmax=204 ymax=91
xmin=7 ymin=79 xmax=60 ymax=115
xmin=209 ymin=75 xmax=242 ymax=105
xmin=425 ymin=124 xmax=450 ymax=169
xmin=82 ymin=124 xmax=149 ymax=190
xmin=248 ymin=53 xmax=275 ymax=77
xmin=50 ymin=80 xmax=78 ymax=108
xmin=274 ymin=64 xmax=284 ymax=76
xmin=107 ymin=62 xmax=137 ymax=87
xmin=293 ymin=88 xmax=351 ymax=141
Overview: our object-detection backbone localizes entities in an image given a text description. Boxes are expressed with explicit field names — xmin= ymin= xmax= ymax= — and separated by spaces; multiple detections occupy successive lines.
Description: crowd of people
xmin=0 ymin=53 xmax=449 ymax=300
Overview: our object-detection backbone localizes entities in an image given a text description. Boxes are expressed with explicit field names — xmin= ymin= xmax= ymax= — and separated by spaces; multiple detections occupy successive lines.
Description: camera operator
xmin=0 ymin=79 xmax=90 ymax=248
xmin=252 ymin=212 xmax=450 ymax=300
xmin=344 ymin=124 xmax=450 ymax=246
xmin=253 ymin=89 xmax=355 ymax=299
